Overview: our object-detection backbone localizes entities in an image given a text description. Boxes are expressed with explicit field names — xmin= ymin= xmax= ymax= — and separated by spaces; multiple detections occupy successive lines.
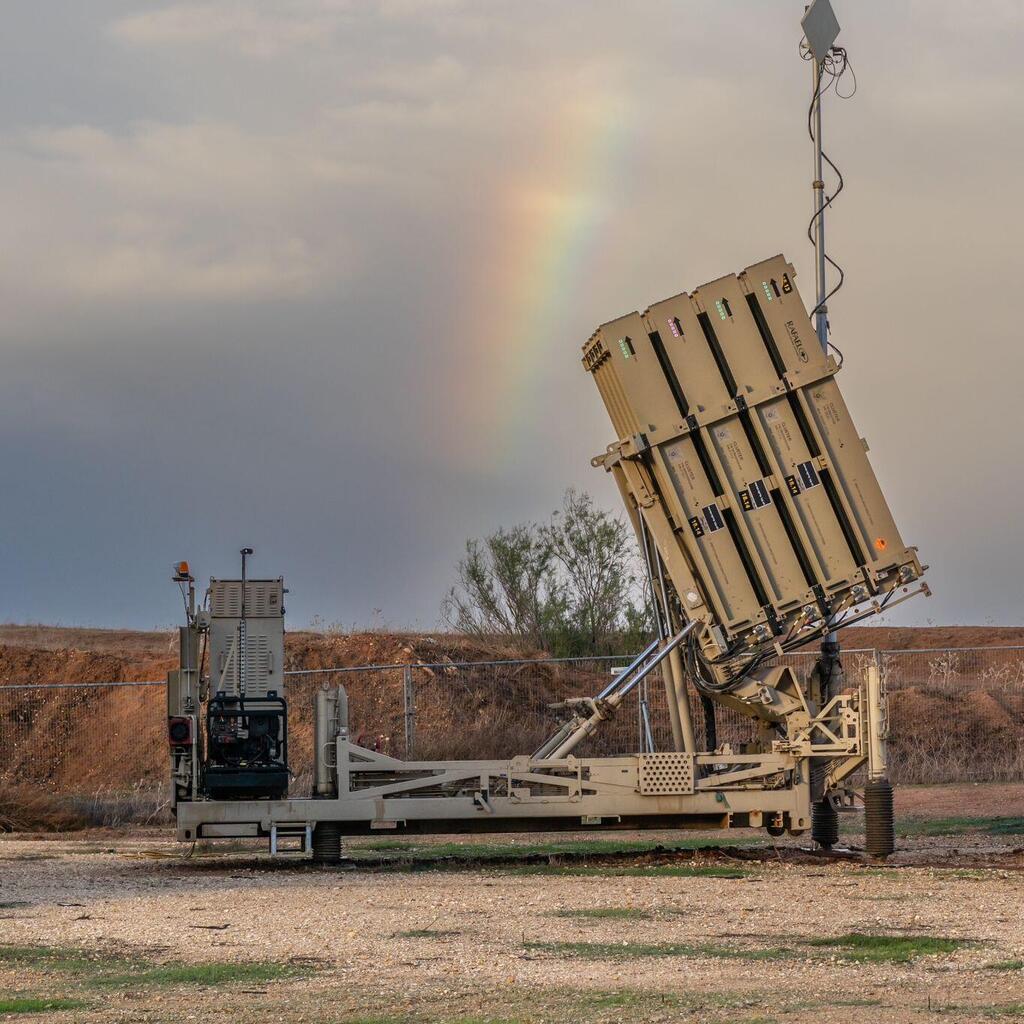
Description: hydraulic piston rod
xmin=596 ymin=636 xmax=661 ymax=700
xmin=540 ymin=624 xmax=696 ymax=761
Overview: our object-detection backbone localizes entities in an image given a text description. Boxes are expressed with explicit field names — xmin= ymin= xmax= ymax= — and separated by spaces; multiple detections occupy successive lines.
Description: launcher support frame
xmin=171 ymin=645 xmax=879 ymax=849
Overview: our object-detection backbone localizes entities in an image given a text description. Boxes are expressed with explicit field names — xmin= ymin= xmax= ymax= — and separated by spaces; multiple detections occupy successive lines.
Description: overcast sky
xmin=1 ymin=1 xmax=1021 ymax=631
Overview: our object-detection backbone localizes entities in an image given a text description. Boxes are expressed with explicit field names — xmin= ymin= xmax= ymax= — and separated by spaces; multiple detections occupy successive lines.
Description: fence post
xmin=403 ymin=665 xmax=416 ymax=760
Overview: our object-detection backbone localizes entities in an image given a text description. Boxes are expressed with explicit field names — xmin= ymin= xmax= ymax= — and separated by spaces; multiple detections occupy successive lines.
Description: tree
xmin=443 ymin=490 xmax=651 ymax=656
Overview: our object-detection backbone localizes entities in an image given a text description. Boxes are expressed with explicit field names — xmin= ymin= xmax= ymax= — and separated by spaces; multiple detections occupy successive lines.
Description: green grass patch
xmin=0 ymin=945 xmax=305 ymax=988
xmin=0 ymin=997 xmax=88 ymax=1014
xmin=987 ymin=960 xmax=1024 ymax=972
xmin=339 ymin=1018 xmax=412 ymax=1024
xmin=524 ymin=940 xmax=789 ymax=961
xmin=932 ymin=1003 xmax=1024 ymax=1019
xmin=846 ymin=894 xmax=909 ymax=902
xmin=987 ymin=819 xmax=1024 ymax=836
xmin=851 ymin=867 xmax=902 ymax=879
xmin=0 ymin=946 xmax=123 ymax=973
xmin=549 ymin=907 xmax=652 ymax=921
xmin=341 ymin=1019 xmax=522 ymax=1024
xmin=444 ymin=1019 xmax=523 ymax=1024
xmin=355 ymin=839 xmax=420 ymax=851
xmin=578 ymin=990 xmax=671 ymax=1010
xmin=898 ymin=816 xmax=1024 ymax=838
xmin=778 ymin=995 xmax=884 ymax=1011
xmin=577 ymin=988 xmax=754 ymax=1011
xmin=94 ymin=962 xmax=298 ymax=988
xmin=783 ymin=997 xmax=883 ymax=1011
xmin=339 ymin=1019 xmax=418 ymax=1024
xmin=931 ymin=868 xmax=991 ymax=881
xmin=934 ymin=1005 xmax=1024 ymax=1020
xmin=507 ymin=863 xmax=749 ymax=879
xmin=550 ymin=985 xmax=772 ymax=1017
xmin=805 ymin=933 xmax=973 ymax=963
xmin=351 ymin=836 xmax=757 ymax=860
xmin=341 ymin=988 xmax=769 ymax=1024
xmin=396 ymin=929 xmax=461 ymax=939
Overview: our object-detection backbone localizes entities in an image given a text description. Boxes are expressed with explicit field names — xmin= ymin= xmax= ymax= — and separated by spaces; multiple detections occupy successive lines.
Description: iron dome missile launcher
xmin=166 ymin=254 xmax=926 ymax=861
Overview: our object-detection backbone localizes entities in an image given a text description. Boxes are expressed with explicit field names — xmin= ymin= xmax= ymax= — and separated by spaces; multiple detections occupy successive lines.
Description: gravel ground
xmin=3 ymin=820 xmax=1024 ymax=1024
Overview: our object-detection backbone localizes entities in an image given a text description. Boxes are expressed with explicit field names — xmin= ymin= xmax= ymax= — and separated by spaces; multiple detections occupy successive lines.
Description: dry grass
xmin=0 ymin=783 xmax=88 ymax=832
xmin=68 ymin=783 xmax=171 ymax=828
xmin=890 ymin=731 xmax=1024 ymax=785
xmin=0 ymin=780 xmax=170 ymax=832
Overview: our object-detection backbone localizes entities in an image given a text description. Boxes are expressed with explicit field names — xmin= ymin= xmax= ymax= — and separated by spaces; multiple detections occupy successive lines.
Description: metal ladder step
xmin=269 ymin=823 xmax=312 ymax=856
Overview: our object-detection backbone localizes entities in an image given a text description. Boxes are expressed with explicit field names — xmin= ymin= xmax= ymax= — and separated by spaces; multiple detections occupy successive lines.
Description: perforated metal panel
xmin=638 ymin=752 xmax=694 ymax=795
xmin=245 ymin=634 xmax=272 ymax=690
xmin=209 ymin=580 xmax=284 ymax=619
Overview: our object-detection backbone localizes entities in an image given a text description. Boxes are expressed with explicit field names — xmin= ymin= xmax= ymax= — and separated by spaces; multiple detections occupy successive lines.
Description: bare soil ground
xmin=896 ymin=782 xmax=1024 ymax=819
xmin=2 ymin=785 xmax=1024 ymax=1024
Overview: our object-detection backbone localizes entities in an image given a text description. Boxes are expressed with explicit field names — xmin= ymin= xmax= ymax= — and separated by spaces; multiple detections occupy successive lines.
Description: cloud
xmin=0 ymin=0 xmax=1022 ymax=631
xmin=363 ymin=54 xmax=468 ymax=99
xmin=24 ymin=119 xmax=387 ymax=205
xmin=109 ymin=1 xmax=354 ymax=58
xmin=377 ymin=0 xmax=467 ymax=19
xmin=3 ymin=119 xmax=368 ymax=302
xmin=59 ymin=236 xmax=316 ymax=299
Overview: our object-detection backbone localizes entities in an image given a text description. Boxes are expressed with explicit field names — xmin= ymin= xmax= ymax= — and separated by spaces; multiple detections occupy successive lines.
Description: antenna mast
xmin=801 ymin=0 xmax=843 ymax=680
xmin=801 ymin=0 xmax=840 ymax=353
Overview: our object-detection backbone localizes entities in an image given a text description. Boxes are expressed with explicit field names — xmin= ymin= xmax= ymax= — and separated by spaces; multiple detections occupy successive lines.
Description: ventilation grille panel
xmin=210 ymin=580 xmax=283 ymax=618
xmin=245 ymin=634 xmax=271 ymax=688
xmin=637 ymin=752 xmax=694 ymax=795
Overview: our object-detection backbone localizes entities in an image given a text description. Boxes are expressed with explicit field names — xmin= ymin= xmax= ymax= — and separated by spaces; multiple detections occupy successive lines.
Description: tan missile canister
xmin=583 ymin=254 xmax=924 ymax=651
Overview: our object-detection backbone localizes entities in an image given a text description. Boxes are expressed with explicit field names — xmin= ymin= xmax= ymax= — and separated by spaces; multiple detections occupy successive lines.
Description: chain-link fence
xmin=2 ymin=647 xmax=1023 ymax=809
xmin=883 ymin=647 xmax=1024 ymax=783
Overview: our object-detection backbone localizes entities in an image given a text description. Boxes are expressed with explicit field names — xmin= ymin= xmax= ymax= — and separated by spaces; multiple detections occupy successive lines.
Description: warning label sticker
xmin=739 ymin=480 xmax=772 ymax=512
xmin=749 ymin=479 xmax=772 ymax=508
xmin=797 ymin=460 xmax=821 ymax=490
xmin=701 ymin=503 xmax=725 ymax=533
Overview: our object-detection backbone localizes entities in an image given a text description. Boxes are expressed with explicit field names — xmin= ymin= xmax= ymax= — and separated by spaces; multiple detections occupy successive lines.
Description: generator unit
xmin=167 ymin=560 xmax=289 ymax=804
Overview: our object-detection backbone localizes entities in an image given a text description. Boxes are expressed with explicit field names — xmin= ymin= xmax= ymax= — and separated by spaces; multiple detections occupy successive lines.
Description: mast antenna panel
xmin=801 ymin=0 xmax=840 ymax=62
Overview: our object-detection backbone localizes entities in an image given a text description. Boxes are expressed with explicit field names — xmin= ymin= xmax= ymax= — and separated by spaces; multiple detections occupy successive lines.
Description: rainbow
xmin=460 ymin=93 xmax=634 ymax=470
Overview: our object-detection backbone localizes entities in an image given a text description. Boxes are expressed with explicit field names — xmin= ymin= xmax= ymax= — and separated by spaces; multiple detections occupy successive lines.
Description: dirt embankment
xmin=0 ymin=625 xmax=540 ymax=685
xmin=2 ymin=625 xmax=1023 ymax=797
xmin=842 ymin=625 xmax=1024 ymax=650
xmin=4 ymin=622 xmax=1021 ymax=673
xmin=2 ymin=623 xmax=1022 ymax=689
xmin=0 ymin=629 xmax=588 ymax=794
